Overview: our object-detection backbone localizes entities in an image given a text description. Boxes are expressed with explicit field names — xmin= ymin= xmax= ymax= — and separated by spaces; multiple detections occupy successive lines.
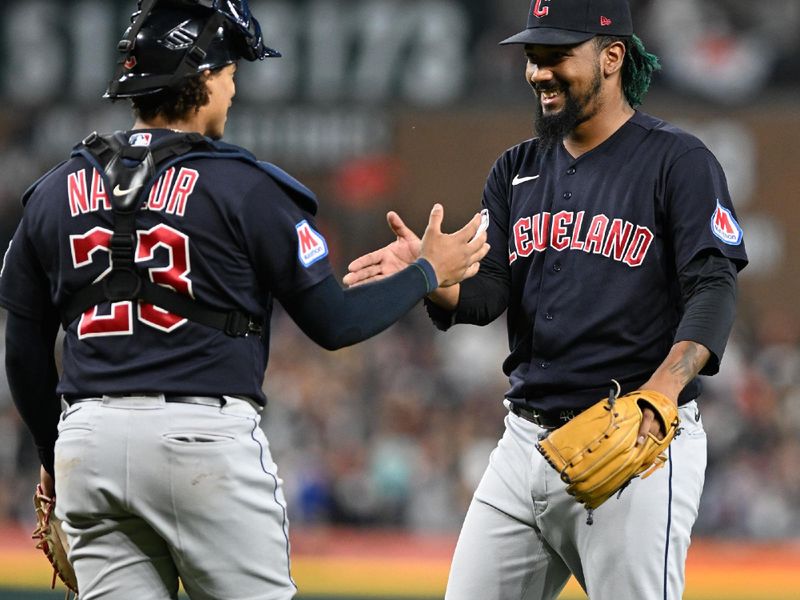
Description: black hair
xmin=595 ymin=34 xmax=661 ymax=107
xmin=130 ymin=72 xmax=211 ymax=123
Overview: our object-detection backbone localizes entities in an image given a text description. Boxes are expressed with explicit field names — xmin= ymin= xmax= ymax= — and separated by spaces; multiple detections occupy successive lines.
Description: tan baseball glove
xmin=32 ymin=484 xmax=78 ymax=598
xmin=536 ymin=383 xmax=680 ymax=517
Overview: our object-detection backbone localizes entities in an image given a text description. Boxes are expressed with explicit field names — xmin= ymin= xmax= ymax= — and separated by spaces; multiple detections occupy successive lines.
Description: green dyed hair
xmin=595 ymin=34 xmax=661 ymax=107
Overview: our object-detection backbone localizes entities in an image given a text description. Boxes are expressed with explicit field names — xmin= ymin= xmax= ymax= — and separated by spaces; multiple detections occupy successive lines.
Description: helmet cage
xmin=188 ymin=0 xmax=279 ymax=61
xmin=105 ymin=0 xmax=279 ymax=99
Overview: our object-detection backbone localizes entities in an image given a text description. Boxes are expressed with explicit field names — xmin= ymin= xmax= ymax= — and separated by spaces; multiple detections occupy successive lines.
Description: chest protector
xmin=43 ymin=131 xmax=316 ymax=337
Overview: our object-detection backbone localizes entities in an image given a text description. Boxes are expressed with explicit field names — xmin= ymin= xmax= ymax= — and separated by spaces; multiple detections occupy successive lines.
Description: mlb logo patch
xmin=710 ymin=200 xmax=743 ymax=245
xmin=129 ymin=132 xmax=152 ymax=147
xmin=296 ymin=220 xmax=328 ymax=267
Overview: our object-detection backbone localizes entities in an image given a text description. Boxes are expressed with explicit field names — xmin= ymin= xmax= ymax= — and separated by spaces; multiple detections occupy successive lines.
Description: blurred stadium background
xmin=1 ymin=0 xmax=799 ymax=598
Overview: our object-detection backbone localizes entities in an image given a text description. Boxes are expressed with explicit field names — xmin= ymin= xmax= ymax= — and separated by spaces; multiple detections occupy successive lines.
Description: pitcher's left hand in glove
xmin=32 ymin=484 xmax=78 ymax=597
xmin=536 ymin=384 xmax=680 ymax=511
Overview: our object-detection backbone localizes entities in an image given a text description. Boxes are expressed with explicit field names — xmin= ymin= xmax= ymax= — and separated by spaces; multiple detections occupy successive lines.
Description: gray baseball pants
xmin=53 ymin=394 xmax=296 ymax=600
xmin=445 ymin=400 xmax=707 ymax=600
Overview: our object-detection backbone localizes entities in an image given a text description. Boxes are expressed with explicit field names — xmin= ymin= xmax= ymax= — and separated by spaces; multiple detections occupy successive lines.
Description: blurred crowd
xmin=1 ymin=299 xmax=799 ymax=540
xmin=0 ymin=0 xmax=799 ymax=542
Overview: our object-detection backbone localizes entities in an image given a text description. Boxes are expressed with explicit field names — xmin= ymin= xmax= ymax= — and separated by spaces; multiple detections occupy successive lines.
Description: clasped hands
xmin=344 ymin=205 xmax=489 ymax=289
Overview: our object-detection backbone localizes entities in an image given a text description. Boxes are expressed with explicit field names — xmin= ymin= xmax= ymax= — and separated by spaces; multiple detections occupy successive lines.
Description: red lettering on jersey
xmin=531 ymin=212 xmax=551 ymax=252
xmin=623 ymin=226 xmax=654 ymax=267
xmin=136 ymin=224 xmax=193 ymax=332
xmin=513 ymin=217 xmax=533 ymax=257
xmin=570 ymin=211 xmax=586 ymax=250
xmin=166 ymin=168 xmax=199 ymax=216
xmin=550 ymin=211 xmax=573 ymax=251
xmin=509 ymin=211 xmax=650 ymax=268
xmin=67 ymin=169 xmax=89 ymax=217
xmin=70 ymin=227 xmax=131 ymax=338
xmin=78 ymin=302 xmax=133 ymax=338
xmin=583 ymin=214 xmax=609 ymax=254
xmin=147 ymin=167 xmax=175 ymax=211
xmin=532 ymin=0 xmax=550 ymax=18
xmin=70 ymin=227 xmax=112 ymax=269
xmin=89 ymin=169 xmax=111 ymax=212
xmin=602 ymin=218 xmax=633 ymax=261
xmin=147 ymin=182 xmax=160 ymax=208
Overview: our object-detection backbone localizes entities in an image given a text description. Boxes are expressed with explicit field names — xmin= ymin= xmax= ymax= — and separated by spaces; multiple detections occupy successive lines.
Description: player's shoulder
xmin=629 ymin=111 xmax=711 ymax=155
xmin=499 ymin=137 xmax=540 ymax=161
xmin=60 ymin=130 xmax=319 ymax=215
xmin=491 ymin=137 xmax=541 ymax=173
xmin=186 ymin=138 xmax=319 ymax=214
xmin=21 ymin=159 xmax=77 ymax=207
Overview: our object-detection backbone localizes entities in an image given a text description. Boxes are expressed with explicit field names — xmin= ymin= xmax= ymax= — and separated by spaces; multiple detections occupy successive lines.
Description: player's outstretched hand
xmin=343 ymin=211 xmax=422 ymax=287
xmin=419 ymin=204 xmax=489 ymax=287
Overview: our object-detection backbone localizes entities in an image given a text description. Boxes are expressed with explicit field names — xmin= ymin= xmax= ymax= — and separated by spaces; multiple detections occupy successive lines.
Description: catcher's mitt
xmin=536 ymin=382 xmax=680 ymax=516
xmin=32 ymin=484 xmax=78 ymax=598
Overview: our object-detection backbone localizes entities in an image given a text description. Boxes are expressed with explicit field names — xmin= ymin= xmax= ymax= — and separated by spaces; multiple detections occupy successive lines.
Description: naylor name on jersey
xmin=509 ymin=210 xmax=654 ymax=268
xmin=67 ymin=167 xmax=200 ymax=218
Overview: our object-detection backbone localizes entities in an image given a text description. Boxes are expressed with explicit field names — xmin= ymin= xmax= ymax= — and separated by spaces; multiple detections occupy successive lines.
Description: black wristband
xmin=412 ymin=258 xmax=438 ymax=294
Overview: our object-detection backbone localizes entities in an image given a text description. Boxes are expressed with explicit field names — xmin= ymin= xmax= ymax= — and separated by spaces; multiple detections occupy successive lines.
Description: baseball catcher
xmin=0 ymin=0 xmax=488 ymax=596
xmin=536 ymin=381 xmax=680 ymax=522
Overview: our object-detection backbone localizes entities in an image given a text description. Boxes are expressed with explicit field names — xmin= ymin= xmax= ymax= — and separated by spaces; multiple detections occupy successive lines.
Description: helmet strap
xmin=173 ymin=11 xmax=227 ymax=79
xmin=106 ymin=0 xmax=160 ymax=98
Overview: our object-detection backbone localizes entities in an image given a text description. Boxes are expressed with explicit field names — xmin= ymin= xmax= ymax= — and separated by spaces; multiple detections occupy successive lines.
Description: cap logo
xmin=532 ymin=0 xmax=551 ymax=18
xmin=600 ymin=16 xmax=613 ymax=26
xmin=123 ymin=56 xmax=137 ymax=70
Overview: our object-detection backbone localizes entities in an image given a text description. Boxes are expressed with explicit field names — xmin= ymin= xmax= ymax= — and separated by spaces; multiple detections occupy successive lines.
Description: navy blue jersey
xmin=0 ymin=130 xmax=332 ymax=404
xmin=477 ymin=111 xmax=748 ymax=411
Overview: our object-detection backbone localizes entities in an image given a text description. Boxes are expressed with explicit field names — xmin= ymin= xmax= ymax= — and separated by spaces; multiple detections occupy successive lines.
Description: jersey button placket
xmin=563 ymin=166 xmax=575 ymax=201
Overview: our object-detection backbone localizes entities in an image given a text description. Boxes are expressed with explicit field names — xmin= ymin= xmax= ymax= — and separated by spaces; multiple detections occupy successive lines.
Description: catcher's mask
xmin=105 ymin=0 xmax=280 ymax=99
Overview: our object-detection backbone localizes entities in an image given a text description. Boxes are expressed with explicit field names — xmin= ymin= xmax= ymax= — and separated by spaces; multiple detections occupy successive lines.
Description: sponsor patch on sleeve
xmin=710 ymin=200 xmax=743 ymax=245
xmin=296 ymin=220 xmax=328 ymax=267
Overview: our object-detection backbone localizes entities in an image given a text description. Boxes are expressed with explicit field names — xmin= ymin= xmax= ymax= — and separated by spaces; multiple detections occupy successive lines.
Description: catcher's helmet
xmin=105 ymin=0 xmax=280 ymax=99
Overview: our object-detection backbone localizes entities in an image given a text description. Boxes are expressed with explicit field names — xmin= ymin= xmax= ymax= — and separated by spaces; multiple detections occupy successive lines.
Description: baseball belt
xmin=64 ymin=395 xmax=226 ymax=407
xmin=510 ymin=404 xmax=581 ymax=429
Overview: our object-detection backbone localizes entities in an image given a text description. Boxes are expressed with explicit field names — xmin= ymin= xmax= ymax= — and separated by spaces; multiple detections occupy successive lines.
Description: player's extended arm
xmin=4 ymin=310 xmax=61 ymax=478
xmin=417 ymin=204 xmax=488 ymax=288
xmin=343 ymin=211 xmax=421 ymax=287
xmin=343 ymin=210 xmax=462 ymax=309
xmin=286 ymin=204 xmax=487 ymax=350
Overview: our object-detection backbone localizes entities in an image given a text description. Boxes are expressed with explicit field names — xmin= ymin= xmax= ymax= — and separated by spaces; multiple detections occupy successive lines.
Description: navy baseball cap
xmin=500 ymin=0 xmax=633 ymax=46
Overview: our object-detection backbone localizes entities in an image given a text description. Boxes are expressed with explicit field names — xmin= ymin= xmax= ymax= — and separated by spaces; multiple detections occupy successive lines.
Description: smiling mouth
xmin=538 ymin=88 xmax=564 ymax=108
